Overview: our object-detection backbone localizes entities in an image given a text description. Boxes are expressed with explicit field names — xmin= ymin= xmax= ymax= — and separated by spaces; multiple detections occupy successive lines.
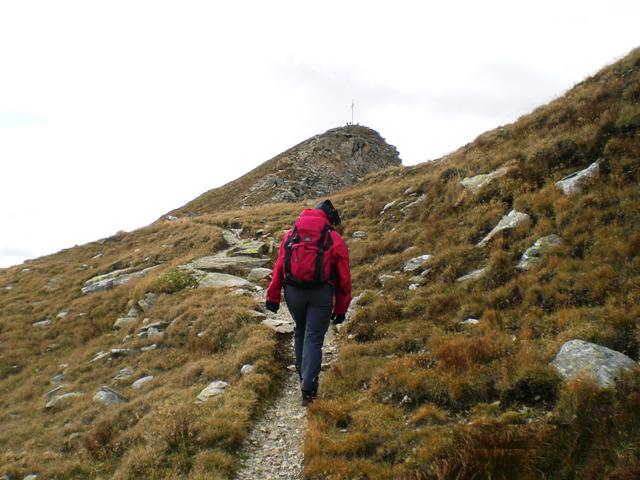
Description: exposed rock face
xmin=81 ymin=265 xmax=161 ymax=295
xmin=556 ymin=161 xmax=600 ymax=194
xmin=477 ymin=210 xmax=530 ymax=247
xmin=516 ymin=234 xmax=562 ymax=271
xmin=550 ymin=339 xmax=637 ymax=388
xmin=165 ymin=125 xmax=402 ymax=217
xmin=190 ymin=255 xmax=269 ymax=273
xmin=198 ymin=272 xmax=253 ymax=289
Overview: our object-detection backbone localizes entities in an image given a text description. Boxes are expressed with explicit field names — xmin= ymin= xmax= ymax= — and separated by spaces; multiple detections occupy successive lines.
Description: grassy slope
xmin=1 ymin=48 xmax=639 ymax=479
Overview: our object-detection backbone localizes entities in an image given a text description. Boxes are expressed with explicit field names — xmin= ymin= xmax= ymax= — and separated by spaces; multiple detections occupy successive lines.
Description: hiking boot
xmin=301 ymin=390 xmax=314 ymax=407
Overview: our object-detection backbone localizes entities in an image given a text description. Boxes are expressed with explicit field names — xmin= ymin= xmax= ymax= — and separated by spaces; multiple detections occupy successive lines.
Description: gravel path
xmin=234 ymin=326 xmax=339 ymax=480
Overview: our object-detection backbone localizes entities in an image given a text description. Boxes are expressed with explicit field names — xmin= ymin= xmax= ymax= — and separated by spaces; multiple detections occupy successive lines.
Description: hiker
xmin=266 ymin=199 xmax=351 ymax=406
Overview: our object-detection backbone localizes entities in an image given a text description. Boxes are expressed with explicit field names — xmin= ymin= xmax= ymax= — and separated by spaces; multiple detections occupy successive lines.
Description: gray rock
xmin=50 ymin=373 xmax=65 ymax=385
xmin=377 ymin=273 xmax=396 ymax=287
xmin=198 ymin=272 xmax=254 ymax=289
xmin=403 ymin=254 xmax=433 ymax=272
xmin=456 ymin=267 xmax=487 ymax=283
xmin=140 ymin=344 xmax=157 ymax=352
xmin=126 ymin=306 xmax=140 ymax=318
xmin=516 ymin=234 xmax=562 ymax=271
xmin=56 ymin=311 xmax=68 ymax=319
xmin=44 ymin=385 xmax=66 ymax=399
xmin=45 ymin=392 xmax=83 ymax=409
xmin=240 ymin=364 xmax=254 ymax=375
xmin=401 ymin=194 xmax=427 ymax=212
xmin=131 ymin=375 xmax=154 ymax=389
xmin=460 ymin=166 xmax=511 ymax=193
xmin=190 ymin=255 xmax=269 ymax=272
xmin=247 ymin=268 xmax=273 ymax=282
xmin=550 ymin=339 xmax=637 ymax=388
xmin=110 ymin=348 xmax=138 ymax=358
xmin=352 ymin=231 xmax=368 ymax=239
xmin=230 ymin=288 xmax=252 ymax=296
xmin=81 ymin=265 xmax=162 ymax=295
xmin=196 ymin=380 xmax=229 ymax=403
xmin=93 ymin=386 xmax=127 ymax=406
xmin=380 ymin=200 xmax=398 ymax=215
xmin=23 ymin=475 xmax=38 ymax=480
xmin=113 ymin=317 xmax=138 ymax=329
xmin=461 ymin=318 xmax=480 ymax=326
xmin=32 ymin=319 xmax=52 ymax=327
xmin=146 ymin=327 xmax=164 ymax=340
xmin=137 ymin=292 xmax=158 ymax=311
xmin=229 ymin=240 xmax=268 ymax=257
xmin=114 ymin=367 xmax=135 ymax=382
xmin=89 ymin=351 xmax=110 ymax=363
xmin=137 ymin=320 xmax=170 ymax=337
xmin=477 ymin=210 xmax=530 ymax=247
xmin=556 ymin=161 xmax=599 ymax=194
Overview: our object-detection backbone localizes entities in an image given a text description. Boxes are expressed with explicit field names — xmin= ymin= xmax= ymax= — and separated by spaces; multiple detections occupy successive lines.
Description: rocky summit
xmin=165 ymin=125 xmax=401 ymax=217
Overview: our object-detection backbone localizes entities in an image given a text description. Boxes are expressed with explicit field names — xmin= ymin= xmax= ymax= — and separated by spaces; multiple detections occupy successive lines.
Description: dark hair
xmin=315 ymin=199 xmax=341 ymax=225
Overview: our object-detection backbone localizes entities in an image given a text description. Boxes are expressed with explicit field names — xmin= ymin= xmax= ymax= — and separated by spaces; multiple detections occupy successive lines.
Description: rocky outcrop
xmin=460 ymin=166 xmax=511 ymax=193
xmin=556 ymin=161 xmax=600 ymax=194
xmin=82 ymin=265 xmax=162 ymax=295
xmin=165 ymin=125 xmax=402 ymax=217
xmin=550 ymin=339 xmax=637 ymax=388
xmin=93 ymin=386 xmax=127 ymax=406
xmin=403 ymin=254 xmax=433 ymax=272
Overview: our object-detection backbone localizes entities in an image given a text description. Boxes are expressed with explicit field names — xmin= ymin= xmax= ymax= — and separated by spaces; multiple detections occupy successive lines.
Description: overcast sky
xmin=1 ymin=1 xmax=638 ymax=268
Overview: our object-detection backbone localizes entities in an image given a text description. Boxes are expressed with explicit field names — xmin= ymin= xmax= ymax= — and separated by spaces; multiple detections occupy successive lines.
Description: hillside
xmin=165 ymin=124 xmax=401 ymax=218
xmin=1 ymin=47 xmax=639 ymax=479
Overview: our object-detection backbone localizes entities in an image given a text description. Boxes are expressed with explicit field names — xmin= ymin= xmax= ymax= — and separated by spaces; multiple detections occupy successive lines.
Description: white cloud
xmin=0 ymin=0 xmax=639 ymax=268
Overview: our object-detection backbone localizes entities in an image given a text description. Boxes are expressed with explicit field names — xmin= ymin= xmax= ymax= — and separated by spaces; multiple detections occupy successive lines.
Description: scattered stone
xmin=93 ymin=386 xmax=127 ymax=406
xmin=401 ymin=193 xmax=427 ymax=212
xmin=198 ymin=272 xmax=254 ymax=289
xmin=50 ymin=373 xmax=65 ymax=385
xmin=91 ymin=253 xmax=103 ymax=260
xmin=550 ymin=339 xmax=637 ymax=388
xmin=113 ymin=316 xmax=138 ymax=329
xmin=456 ymin=267 xmax=487 ymax=283
xmin=114 ymin=368 xmax=135 ymax=382
xmin=32 ymin=319 xmax=52 ymax=327
xmin=132 ymin=376 xmax=154 ymax=389
xmin=377 ymin=273 xmax=396 ymax=287
xmin=460 ymin=166 xmax=511 ymax=193
xmin=140 ymin=344 xmax=157 ymax=352
xmin=146 ymin=328 xmax=164 ymax=340
xmin=110 ymin=348 xmax=138 ymax=358
xmin=196 ymin=381 xmax=229 ymax=403
xmin=56 ymin=311 xmax=68 ymax=319
xmin=477 ymin=210 xmax=530 ymax=247
xmin=247 ymin=268 xmax=273 ymax=282
xmin=380 ymin=200 xmax=398 ymax=215
xmin=23 ymin=475 xmax=38 ymax=480
xmin=241 ymin=364 xmax=255 ymax=375
xmin=166 ymin=215 xmax=178 ymax=221
xmin=462 ymin=318 xmax=480 ymax=326
xmin=137 ymin=292 xmax=158 ymax=311
xmin=45 ymin=392 xmax=83 ymax=409
xmin=138 ymin=321 xmax=171 ymax=337
xmin=516 ymin=234 xmax=562 ymax=271
xmin=403 ymin=254 xmax=433 ymax=272
xmin=352 ymin=231 xmax=368 ymax=239
xmin=556 ymin=161 xmax=600 ymax=194
xmin=89 ymin=351 xmax=110 ymax=363
xmin=408 ymin=284 xmax=419 ymax=290
xmin=44 ymin=385 xmax=66 ymax=399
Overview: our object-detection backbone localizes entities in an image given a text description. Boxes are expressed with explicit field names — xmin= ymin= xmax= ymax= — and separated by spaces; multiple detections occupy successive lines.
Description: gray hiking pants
xmin=284 ymin=283 xmax=333 ymax=393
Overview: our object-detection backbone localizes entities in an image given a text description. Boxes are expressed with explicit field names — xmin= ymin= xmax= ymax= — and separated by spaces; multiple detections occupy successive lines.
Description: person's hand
xmin=266 ymin=301 xmax=279 ymax=313
xmin=331 ymin=312 xmax=345 ymax=325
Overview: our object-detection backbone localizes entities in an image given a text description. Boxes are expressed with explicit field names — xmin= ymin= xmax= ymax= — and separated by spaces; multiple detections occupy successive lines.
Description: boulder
xmin=132 ymin=376 xmax=154 ymax=389
xmin=461 ymin=318 xmax=480 ymax=326
xmin=247 ymin=267 xmax=272 ymax=282
xmin=240 ymin=364 xmax=254 ymax=375
xmin=352 ymin=231 xmax=368 ymax=239
xmin=403 ymin=254 xmax=433 ymax=272
xmin=196 ymin=381 xmax=229 ymax=403
xmin=93 ymin=386 xmax=127 ymax=406
xmin=556 ymin=161 xmax=599 ymax=194
xmin=477 ymin=210 xmax=530 ymax=247
xmin=198 ymin=272 xmax=253 ymax=289
xmin=516 ymin=234 xmax=562 ymax=271
xmin=456 ymin=267 xmax=487 ymax=283
xmin=550 ymin=339 xmax=637 ymax=388
xmin=460 ymin=166 xmax=510 ymax=193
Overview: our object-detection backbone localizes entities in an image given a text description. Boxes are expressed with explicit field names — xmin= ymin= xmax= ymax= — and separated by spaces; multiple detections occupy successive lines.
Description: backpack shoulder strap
xmin=284 ymin=225 xmax=298 ymax=276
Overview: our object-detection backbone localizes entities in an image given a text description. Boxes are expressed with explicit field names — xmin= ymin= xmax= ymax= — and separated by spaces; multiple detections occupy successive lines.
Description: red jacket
xmin=266 ymin=209 xmax=352 ymax=315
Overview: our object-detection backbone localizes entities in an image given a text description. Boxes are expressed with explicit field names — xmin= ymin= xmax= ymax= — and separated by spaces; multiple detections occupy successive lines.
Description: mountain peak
xmin=167 ymin=125 xmax=401 ymax=217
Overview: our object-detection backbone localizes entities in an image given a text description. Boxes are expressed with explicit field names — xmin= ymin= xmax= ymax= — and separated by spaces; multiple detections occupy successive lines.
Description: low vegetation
xmin=1 ymin=48 xmax=639 ymax=478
